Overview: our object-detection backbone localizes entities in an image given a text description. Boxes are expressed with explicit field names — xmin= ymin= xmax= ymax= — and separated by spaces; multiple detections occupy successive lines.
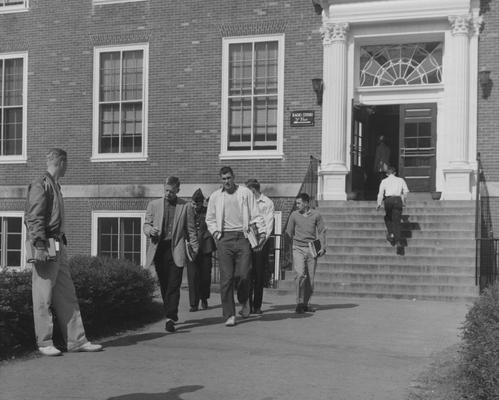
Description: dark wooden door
xmin=398 ymin=103 xmax=437 ymax=192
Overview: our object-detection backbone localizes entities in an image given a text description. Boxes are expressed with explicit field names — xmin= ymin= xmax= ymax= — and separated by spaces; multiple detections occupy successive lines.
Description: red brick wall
xmin=0 ymin=0 xmax=323 ymax=187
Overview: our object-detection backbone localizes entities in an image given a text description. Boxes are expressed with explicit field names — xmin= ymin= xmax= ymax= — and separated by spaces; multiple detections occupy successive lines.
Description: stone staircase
xmin=276 ymin=199 xmax=479 ymax=301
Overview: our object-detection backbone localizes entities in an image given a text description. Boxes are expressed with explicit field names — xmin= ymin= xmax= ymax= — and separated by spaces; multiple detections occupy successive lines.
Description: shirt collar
xmin=222 ymin=184 xmax=238 ymax=193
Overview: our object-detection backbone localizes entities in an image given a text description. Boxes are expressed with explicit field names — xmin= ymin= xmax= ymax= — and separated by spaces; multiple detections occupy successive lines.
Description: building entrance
xmin=349 ymin=102 xmax=437 ymax=199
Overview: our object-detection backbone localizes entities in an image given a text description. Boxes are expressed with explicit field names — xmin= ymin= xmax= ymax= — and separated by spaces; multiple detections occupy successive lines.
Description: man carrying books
xmin=206 ymin=166 xmax=266 ymax=326
xmin=25 ymin=148 xmax=102 ymax=356
xmin=286 ymin=193 xmax=327 ymax=314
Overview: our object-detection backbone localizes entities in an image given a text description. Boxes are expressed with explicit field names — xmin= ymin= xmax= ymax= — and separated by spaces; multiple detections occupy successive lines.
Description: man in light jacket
xmin=143 ymin=176 xmax=199 ymax=333
xmin=206 ymin=166 xmax=265 ymax=327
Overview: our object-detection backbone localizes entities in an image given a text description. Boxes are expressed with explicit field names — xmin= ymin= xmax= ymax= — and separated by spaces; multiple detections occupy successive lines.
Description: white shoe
xmin=39 ymin=345 xmax=62 ymax=357
xmin=71 ymin=342 xmax=103 ymax=352
xmin=225 ymin=316 xmax=236 ymax=327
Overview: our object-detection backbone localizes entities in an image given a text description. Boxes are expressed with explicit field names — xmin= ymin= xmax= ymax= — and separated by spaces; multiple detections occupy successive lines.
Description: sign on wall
xmin=290 ymin=111 xmax=315 ymax=127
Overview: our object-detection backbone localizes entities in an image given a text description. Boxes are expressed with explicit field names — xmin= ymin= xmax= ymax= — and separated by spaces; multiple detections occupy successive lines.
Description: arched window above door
xmin=359 ymin=42 xmax=443 ymax=87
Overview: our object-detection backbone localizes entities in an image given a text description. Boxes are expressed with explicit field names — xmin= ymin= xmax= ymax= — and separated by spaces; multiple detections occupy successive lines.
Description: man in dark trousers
xmin=376 ymin=166 xmax=409 ymax=248
xmin=186 ymin=188 xmax=216 ymax=312
xmin=25 ymin=148 xmax=102 ymax=356
xmin=206 ymin=166 xmax=266 ymax=327
xmin=245 ymin=179 xmax=274 ymax=314
xmin=143 ymin=176 xmax=199 ymax=332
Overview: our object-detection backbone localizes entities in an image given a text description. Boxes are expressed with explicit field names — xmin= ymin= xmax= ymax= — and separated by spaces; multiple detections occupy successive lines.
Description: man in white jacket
xmin=206 ymin=166 xmax=266 ymax=326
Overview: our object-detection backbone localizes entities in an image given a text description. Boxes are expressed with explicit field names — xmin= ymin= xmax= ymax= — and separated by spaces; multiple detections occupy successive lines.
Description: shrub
xmin=0 ymin=255 xmax=159 ymax=360
xmin=68 ymin=255 xmax=157 ymax=335
xmin=460 ymin=284 xmax=499 ymax=399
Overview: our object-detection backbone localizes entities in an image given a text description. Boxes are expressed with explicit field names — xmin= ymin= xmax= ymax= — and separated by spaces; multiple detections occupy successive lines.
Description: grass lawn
xmin=408 ymin=344 xmax=464 ymax=400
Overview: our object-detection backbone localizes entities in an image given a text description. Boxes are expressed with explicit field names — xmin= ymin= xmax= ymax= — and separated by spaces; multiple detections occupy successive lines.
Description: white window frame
xmin=93 ymin=0 xmax=146 ymax=4
xmin=91 ymin=211 xmax=146 ymax=266
xmin=220 ymin=34 xmax=285 ymax=160
xmin=0 ymin=52 xmax=28 ymax=164
xmin=0 ymin=0 xmax=29 ymax=14
xmin=0 ymin=211 xmax=26 ymax=271
xmin=92 ymin=43 xmax=149 ymax=162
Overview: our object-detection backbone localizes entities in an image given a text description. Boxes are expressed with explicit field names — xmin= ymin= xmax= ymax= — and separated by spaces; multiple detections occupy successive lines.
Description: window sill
xmin=91 ymin=154 xmax=149 ymax=162
xmin=0 ymin=7 xmax=29 ymax=14
xmin=93 ymin=0 xmax=147 ymax=4
xmin=0 ymin=156 xmax=27 ymax=164
xmin=219 ymin=151 xmax=284 ymax=161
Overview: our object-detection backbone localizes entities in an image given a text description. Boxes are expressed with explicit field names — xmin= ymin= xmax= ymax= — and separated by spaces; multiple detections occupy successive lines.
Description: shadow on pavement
xmin=265 ymin=303 xmax=359 ymax=312
xmin=107 ymin=385 xmax=203 ymax=400
xmin=101 ymin=332 xmax=168 ymax=347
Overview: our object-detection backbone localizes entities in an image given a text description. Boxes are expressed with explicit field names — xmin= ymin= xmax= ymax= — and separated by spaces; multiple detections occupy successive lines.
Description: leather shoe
xmin=165 ymin=319 xmax=175 ymax=332
xmin=39 ymin=345 xmax=62 ymax=356
xmin=239 ymin=300 xmax=250 ymax=318
xmin=252 ymin=308 xmax=263 ymax=314
xmin=189 ymin=306 xmax=199 ymax=312
xmin=295 ymin=303 xmax=305 ymax=314
xmin=303 ymin=305 xmax=316 ymax=312
xmin=201 ymin=299 xmax=208 ymax=310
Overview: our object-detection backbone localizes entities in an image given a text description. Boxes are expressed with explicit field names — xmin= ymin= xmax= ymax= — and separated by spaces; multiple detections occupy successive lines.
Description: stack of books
xmin=308 ymin=239 xmax=323 ymax=258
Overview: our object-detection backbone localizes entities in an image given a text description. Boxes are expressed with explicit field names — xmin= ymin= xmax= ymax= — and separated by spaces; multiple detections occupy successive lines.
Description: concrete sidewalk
xmin=0 ymin=289 xmax=470 ymax=400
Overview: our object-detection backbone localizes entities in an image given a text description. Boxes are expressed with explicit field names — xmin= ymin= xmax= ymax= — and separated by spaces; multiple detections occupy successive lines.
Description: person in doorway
xmin=206 ymin=166 xmax=266 ymax=327
xmin=143 ymin=176 xmax=199 ymax=333
xmin=376 ymin=166 xmax=409 ymax=248
xmin=25 ymin=148 xmax=103 ymax=356
xmin=373 ymin=135 xmax=391 ymax=186
xmin=286 ymin=193 xmax=327 ymax=314
xmin=245 ymin=179 xmax=275 ymax=314
xmin=186 ymin=188 xmax=216 ymax=312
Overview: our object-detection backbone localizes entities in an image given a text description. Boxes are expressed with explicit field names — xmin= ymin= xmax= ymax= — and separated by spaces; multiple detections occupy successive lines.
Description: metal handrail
xmin=475 ymin=152 xmax=481 ymax=286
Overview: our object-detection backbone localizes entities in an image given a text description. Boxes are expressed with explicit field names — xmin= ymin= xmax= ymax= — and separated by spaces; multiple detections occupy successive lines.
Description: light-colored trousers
xmin=292 ymin=245 xmax=317 ymax=305
xmin=31 ymin=245 xmax=87 ymax=350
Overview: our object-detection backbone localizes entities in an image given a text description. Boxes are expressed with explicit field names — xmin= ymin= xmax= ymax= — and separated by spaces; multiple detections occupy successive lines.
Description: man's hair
xmin=46 ymin=148 xmax=67 ymax=163
xmin=245 ymin=179 xmax=260 ymax=192
xmin=296 ymin=193 xmax=310 ymax=203
xmin=219 ymin=166 xmax=234 ymax=176
xmin=165 ymin=176 xmax=180 ymax=188
xmin=386 ymin=166 xmax=396 ymax=174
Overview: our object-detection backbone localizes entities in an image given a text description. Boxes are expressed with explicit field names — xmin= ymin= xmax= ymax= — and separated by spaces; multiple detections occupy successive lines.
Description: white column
xmin=442 ymin=15 xmax=476 ymax=200
xmin=318 ymin=22 xmax=349 ymax=201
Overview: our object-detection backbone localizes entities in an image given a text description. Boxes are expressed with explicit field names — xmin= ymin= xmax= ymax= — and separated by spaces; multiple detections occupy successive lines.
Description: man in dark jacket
xmin=25 ymin=148 xmax=102 ymax=356
xmin=186 ymin=189 xmax=216 ymax=312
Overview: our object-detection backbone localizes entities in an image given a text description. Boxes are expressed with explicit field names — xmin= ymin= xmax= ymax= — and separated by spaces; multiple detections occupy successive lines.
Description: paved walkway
xmin=0 ymin=289 xmax=470 ymax=400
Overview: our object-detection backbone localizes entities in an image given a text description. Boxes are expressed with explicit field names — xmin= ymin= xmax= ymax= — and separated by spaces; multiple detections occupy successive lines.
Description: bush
xmin=69 ymin=255 xmax=157 ymax=335
xmin=0 ymin=256 xmax=159 ymax=360
xmin=460 ymin=284 xmax=499 ymax=399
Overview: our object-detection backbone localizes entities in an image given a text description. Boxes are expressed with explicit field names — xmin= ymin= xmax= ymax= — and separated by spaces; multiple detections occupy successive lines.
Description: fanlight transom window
xmin=359 ymin=42 xmax=443 ymax=87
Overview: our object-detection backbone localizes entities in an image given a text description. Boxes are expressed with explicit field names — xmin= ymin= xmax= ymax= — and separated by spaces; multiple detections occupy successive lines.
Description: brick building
xmin=0 ymin=0 xmax=495 ymax=295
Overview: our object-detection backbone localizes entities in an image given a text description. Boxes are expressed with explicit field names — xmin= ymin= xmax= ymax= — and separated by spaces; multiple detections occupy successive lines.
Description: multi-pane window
xmin=96 ymin=215 xmax=143 ymax=265
xmin=93 ymin=44 xmax=148 ymax=160
xmin=0 ymin=216 xmax=23 ymax=269
xmin=1 ymin=55 xmax=26 ymax=159
xmin=222 ymin=36 xmax=284 ymax=159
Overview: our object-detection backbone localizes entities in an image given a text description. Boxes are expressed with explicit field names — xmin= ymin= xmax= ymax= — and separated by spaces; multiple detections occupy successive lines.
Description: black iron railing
xmin=475 ymin=152 xmax=497 ymax=291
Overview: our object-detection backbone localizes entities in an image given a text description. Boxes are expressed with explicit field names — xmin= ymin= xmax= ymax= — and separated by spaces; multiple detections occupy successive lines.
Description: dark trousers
xmin=383 ymin=196 xmax=403 ymax=242
xmin=216 ymin=231 xmax=252 ymax=319
xmin=154 ymin=241 xmax=183 ymax=321
xmin=249 ymin=240 xmax=270 ymax=311
xmin=187 ymin=252 xmax=212 ymax=307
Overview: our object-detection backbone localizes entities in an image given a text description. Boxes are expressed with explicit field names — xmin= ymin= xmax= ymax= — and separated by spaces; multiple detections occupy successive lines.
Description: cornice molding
xmin=325 ymin=0 xmax=474 ymax=25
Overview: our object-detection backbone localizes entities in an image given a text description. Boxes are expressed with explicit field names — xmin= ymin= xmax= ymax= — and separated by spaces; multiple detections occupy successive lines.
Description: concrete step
xmin=322 ymin=214 xmax=475 ymax=223
xmin=313 ymin=271 xmax=475 ymax=285
xmin=325 ymin=229 xmax=474 ymax=239
xmin=326 ymin=237 xmax=475 ymax=248
xmin=277 ymin=280 xmax=478 ymax=297
xmin=319 ymin=253 xmax=474 ymax=266
xmin=329 ymin=221 xmax=474 ymax=230
xmin=319 ymin=208 xmax=475 ymax=216
xmin=324 ymin=244 xmax=474 ymax=256
xmin=318 ymin=200 xmax=475 ymax=208
xmin=308 ymin=262 xmax=474 ymax=275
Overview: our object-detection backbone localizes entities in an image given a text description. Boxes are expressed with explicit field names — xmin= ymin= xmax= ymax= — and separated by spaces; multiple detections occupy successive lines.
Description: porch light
xmin=312 ymin=78 xmax=324 ymax=106
xmin=479 ymin=68 xmax=492 ymax=99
